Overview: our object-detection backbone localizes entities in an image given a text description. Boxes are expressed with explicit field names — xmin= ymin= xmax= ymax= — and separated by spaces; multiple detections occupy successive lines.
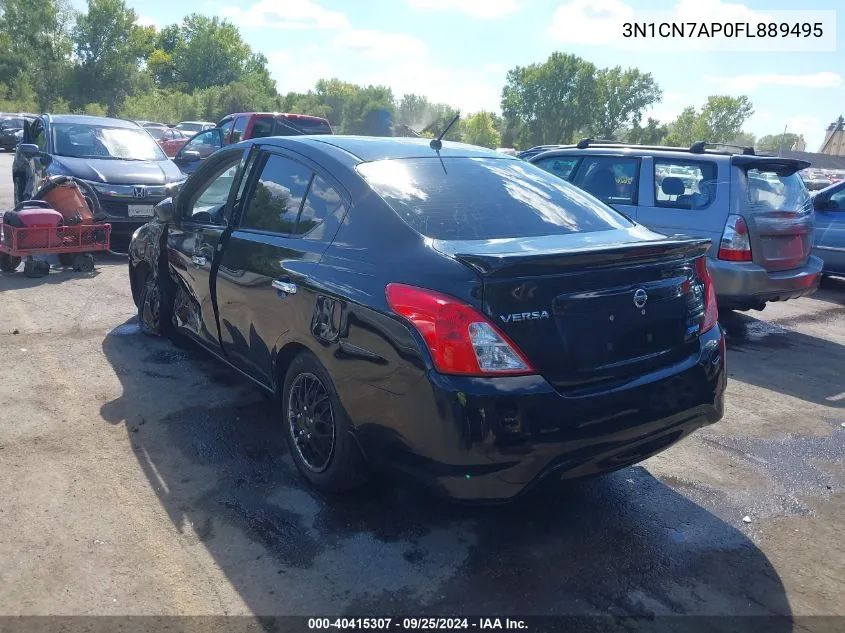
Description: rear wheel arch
xmin=273 ymin=342 xmax=310 ymax=396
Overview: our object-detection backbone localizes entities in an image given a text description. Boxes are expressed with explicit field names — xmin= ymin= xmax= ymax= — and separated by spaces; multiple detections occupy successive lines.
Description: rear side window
xmin=534 ymin=156 xmax=579 ymax=180
xmin=240 ymin=153 xmax=313 ymax=234
xmin=357 ymin=157 xmax=632 ymax=241
xmin=219 ymin=118 xmax=235 ymax=144
xmin=231 ymin=117 xmax=248 ymax=144
xmin=571 ymin=156 xmax=638 ymax=205
xmin=275 ymin=117 xmax=332 ymax=136
xmin=655 ymin=160 xmax=717 ymax=210
xmin=251 ymin=117 xmax=274 ymax=139
xmin=745 ymin=169 xmax=811 ymax=213
xmin=299 ymin=175 xmax=345 ymax=235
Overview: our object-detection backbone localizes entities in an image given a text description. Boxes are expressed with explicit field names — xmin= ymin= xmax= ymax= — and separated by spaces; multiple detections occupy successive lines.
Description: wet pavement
xmin=0 ymin=153 xmax=843 ymax=627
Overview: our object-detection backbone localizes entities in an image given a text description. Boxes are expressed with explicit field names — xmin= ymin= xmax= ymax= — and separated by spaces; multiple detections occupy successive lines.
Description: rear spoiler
xmin=731 ymin=155 xmax=811 ymax=175
xmin=438 ymin=237 xmax=711 ymax=277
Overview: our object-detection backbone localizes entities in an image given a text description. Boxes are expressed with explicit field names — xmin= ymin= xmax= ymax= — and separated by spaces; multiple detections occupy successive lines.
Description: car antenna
xmin=429 ymin=113 xmax=460 ymax=150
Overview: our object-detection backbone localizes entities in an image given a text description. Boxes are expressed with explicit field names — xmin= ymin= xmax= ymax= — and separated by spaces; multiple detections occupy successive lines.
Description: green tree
xmin=73 ymin=0 xmax=153 ymax=114
xmin=592 ymin=66 xmax=662 ymax=139
xmin=174 ymin=14 xmax=251 ymax=90
xmin=664 ymin=106 xmax=699 ymax=146
xmin=462 ymin=111 xmax=501 ymax=148
xmin=626 ymin=117 xmax=669 ymax=145
xmin=757 ymin=132 xmax=800 ymax=152
xmin=0 ymin=0 xmax=74 ymax=110
xmin=502 ymin=52 xmax=598 ymax=148
xmin=693 ymin=95 xmax=754 ymax=143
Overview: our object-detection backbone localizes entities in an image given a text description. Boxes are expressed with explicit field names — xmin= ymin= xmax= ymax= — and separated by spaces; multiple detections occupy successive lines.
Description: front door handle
xmin=192 ymin=255 xmax=207 ymax=267
xmin=272 ymin=279 xmax=297 ymax=295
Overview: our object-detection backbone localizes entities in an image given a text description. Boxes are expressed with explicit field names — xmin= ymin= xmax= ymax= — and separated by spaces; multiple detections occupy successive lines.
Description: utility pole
xmin=778 ymin=124 xmax=788 ymax=156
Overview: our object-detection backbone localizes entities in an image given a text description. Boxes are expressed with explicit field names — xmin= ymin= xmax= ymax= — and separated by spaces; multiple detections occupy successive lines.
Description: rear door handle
xmin=192 ymin=255 xmax=207 ymax=267
xmin=272 ymin=279 xmax=297 ymax=295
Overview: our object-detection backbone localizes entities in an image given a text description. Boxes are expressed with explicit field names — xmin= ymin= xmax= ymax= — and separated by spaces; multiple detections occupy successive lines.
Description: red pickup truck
xmin=173 ymin=112 xmax=333 ymax=174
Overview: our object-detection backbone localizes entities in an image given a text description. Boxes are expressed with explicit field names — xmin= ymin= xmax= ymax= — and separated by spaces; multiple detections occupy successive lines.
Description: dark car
xmin=0 ymin=114 xmax=37 ymax=151
xmin=172 ymin=112 xmax=333 ymax=175
xmin=812 ymin=180 xmax=845 ymax=276
xmin=129 ymin=136 xmax=726 ymax=501
xmin=13 ymin=114 xmax=186 ymax=237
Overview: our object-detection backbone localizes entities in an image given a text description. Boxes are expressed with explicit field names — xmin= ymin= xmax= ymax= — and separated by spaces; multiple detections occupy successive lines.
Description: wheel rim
xmin=287 ymin=372 xmax=335 ymax=473
xmin=142 ymin=279 xmax=161 ymax=330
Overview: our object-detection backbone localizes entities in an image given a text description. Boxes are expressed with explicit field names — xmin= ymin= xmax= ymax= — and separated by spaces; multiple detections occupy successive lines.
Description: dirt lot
xmin=0 ymin=153 xmax=843 ymax=626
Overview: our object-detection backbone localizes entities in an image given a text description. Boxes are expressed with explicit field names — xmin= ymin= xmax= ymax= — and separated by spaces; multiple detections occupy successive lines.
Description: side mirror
xmin=18 ymin=143 xmax=40 ymax=158
xmin=180 ymin=150 xmax=201 ymax=163
xmin=154 ymin=197 xmax=177 ymax=223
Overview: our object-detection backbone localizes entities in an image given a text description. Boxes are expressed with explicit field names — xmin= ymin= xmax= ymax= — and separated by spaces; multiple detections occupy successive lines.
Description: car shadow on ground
xmin=99 ymin=320 xmax=791 ymax=629
xmin=719 ymin=305 xmax=845 ymax=408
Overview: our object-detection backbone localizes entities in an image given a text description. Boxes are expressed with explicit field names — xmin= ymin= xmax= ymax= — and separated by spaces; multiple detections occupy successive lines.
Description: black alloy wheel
xmin=287 ymin=371 xmax=335 ymax=473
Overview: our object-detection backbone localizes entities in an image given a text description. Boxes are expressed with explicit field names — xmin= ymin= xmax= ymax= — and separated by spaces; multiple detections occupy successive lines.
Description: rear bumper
xmin=355 ymin=325 xmax=726 ymax=501
xmin=708 ymin=256 xmax=822 ymax=308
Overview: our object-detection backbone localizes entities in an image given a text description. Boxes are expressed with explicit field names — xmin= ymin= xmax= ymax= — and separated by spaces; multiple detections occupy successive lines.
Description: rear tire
xmin=23 ymin=259 xmax=49 ymax=278
xmin=58 ymin=253 xmax=75 ymax=267
xmin=0 ymin=254 xmax=21 ymax=272
xmin=281 ymin=351 xmax=368 ymax=493
xmin=72 ymin=253 xmax=95 ymax=272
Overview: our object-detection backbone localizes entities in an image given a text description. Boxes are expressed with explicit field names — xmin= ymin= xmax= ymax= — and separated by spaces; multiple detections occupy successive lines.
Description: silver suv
xmin=528 ymin=140 xmax=822 ymax=311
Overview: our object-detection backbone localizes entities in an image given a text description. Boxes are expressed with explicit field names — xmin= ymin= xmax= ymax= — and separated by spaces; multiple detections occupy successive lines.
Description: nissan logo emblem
xmin=633 ymin=288 xmax=648 ymax=309
xmin=133 ymin=186 xmax=146 ymax=199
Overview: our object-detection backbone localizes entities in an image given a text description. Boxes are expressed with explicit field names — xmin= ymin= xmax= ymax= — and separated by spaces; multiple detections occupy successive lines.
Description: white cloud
xmin=547 ymin=0 xmax=635 ymax=44
xmin=268 ymin=52 xmax=333 ymax=94
xmin=221 ymin=0 xmax=349 ymax=29
xmin=360 ymin=61 xmax=501 ymax=115
xmin=331 ymin=30 xmax=428 ymax=59
xmin=135 ymin=15 xmax=156 ymax=27
xmin=408 ymin=0 xmax=521 ymax=20
xmin=484 ymin=63 xmax=508 ymax=74
xmin=704 ymin=72 xmax=843 ymax=92
xmin=643 ymin=91 xmax=686 ymax=124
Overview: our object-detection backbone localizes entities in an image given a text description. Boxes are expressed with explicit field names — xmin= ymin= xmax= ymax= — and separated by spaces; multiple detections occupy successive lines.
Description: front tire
xmin=137 ymin=272 xmax=171 ymax=337
xmin=282 ymin=351 xmax=368 ymax=493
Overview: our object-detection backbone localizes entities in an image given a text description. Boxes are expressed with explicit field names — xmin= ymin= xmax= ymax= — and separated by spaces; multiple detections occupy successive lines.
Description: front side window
xmin=534 ymin=156 xmax=579 ymax=181
xmin=571 ymin=156 xmax=639 ymax=205
xmin=32 ymin=121 xmax=47 ymax=151
xmin=240 ymin=154 xmax=313 ymax=234
xmin=829 ymin=186 xmax=845 ymax=209
xmin=357 ymin=157 xmax=632 ymax=241
xmin=181 ymin=129 xmax=222 ymax=159
xmin=52 ymin=123 xmax=166 ymax=161
xmin=655 ymin=160 xmax=717 ymax=210
xmin=187 ymin=158 xmax=241 ymax=224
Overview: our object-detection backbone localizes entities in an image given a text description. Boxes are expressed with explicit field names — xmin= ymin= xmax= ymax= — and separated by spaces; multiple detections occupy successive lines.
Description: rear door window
xmin=745 ymin=169 xmax=811 ymax=213
xmin=655 ymin=160 xmax=717 ymax=210
xmin=570 ymin=156 xmax=639 ymax=205
xmin=251 ymin=117 xmax=274 ymax=139
xmin=533 ymin=156 xmax=580 ymax=181
xmin=357 ymin=157 xmax=632 ymax=241
xmin=219 ymin=117 xmax=235 ymax=144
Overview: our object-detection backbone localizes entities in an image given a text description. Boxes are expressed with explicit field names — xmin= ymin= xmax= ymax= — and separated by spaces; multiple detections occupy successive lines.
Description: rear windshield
xmin=745 ymin=169 xmax=811 ymax=213
xmin=357 ymin=157 xmax=633 ymax=240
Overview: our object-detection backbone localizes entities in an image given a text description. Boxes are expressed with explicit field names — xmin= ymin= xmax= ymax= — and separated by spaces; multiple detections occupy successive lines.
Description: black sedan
xmin=13 ymin=114 xmax=185 ymax=237
xmin=128 ymin=136 xmax=726 ymax=501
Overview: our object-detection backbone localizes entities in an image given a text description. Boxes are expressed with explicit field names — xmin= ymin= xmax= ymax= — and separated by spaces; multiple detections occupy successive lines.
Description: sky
xmin=107 ymin=0 xmax=841 ymax=149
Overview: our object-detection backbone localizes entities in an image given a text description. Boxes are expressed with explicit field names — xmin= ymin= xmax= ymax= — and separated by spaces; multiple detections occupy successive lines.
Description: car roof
xmin=47 ymin=114 xmax=140 ymax=128
xmin=277 ymin=135 xmax=509 ymax=162
xmin=225 ymin=112 xmax=330 ymax=121
xmin=178 ymin=120 xmax=214 ymax=124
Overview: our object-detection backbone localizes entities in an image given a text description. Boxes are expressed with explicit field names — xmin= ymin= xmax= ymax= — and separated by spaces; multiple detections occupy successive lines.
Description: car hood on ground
xmin=49 ymin=155 xmax=183 ymax=185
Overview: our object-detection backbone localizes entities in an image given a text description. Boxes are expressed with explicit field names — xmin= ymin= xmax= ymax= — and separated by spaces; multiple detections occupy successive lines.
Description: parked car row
xmin=0 ymin=113 xmax=37 ymax=151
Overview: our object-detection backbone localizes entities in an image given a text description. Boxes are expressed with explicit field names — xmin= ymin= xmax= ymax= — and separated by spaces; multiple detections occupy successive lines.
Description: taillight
xmin=695 ymin=257 xmax=719 ymax=334
xmin=385 ymin=283 xmax=535 ymax=376
xmin=718 ymin=214 xmax=752 ymax=261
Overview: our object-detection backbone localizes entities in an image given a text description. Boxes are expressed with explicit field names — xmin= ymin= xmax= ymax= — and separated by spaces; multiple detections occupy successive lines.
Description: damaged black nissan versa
xmin=128 ymin=136 xmax=726 ymax=501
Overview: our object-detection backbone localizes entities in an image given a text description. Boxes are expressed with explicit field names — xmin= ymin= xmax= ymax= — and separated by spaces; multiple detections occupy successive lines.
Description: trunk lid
xmin=434 ymin=228 xmax=711 ymax=391
xmin=733 ymin=156 xmax=815 ymax=272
